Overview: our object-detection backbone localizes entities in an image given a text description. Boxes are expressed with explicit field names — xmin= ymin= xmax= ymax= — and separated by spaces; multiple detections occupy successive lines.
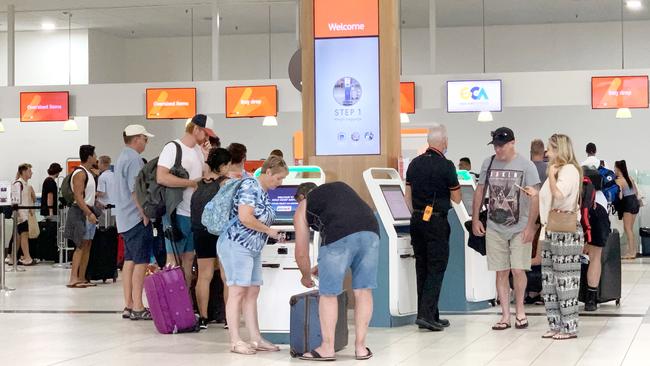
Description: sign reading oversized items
xmin=400 ymin=82 xmax=415 ymax=114
xmin=225 ymin=85 xmax=278 ymax=118
xmin=314 ymin=0 xmax=381 ymax=156
xmin=20 ymin=91 xmax=69 ymax=122
xmin=447 ymin=80 xmax=503 ymax=113
xmin=0 ymin=181 xmax=11 ymax=206
xmin=146 ymin=88 xmax=197 ymax=119
xmin=591 ymin=76 xmax=649 ymax=109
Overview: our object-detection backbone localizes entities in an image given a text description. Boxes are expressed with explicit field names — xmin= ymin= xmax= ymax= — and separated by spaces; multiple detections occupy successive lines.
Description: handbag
xmin=465 ymin=155 xmax=496 ymax=256
xmin=546 ymin=177 xmax=580 ymax=233
xmin=28 ymin=212 xmax=40 ymax=239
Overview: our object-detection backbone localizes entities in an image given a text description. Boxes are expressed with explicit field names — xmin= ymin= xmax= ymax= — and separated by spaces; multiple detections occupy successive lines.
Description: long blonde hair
xmin=548 ymin=134 xmax=582 ymax=182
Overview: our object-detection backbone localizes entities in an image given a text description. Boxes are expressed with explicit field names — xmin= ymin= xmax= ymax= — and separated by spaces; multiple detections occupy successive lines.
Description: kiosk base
xmin=262 ymin=332 xmax=290 ymax=345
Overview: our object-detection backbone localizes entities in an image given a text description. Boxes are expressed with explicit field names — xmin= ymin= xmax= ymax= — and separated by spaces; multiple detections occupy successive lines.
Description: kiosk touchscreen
xmin=439 ymin=170 xmax=496 ymax=311
xmin=258 ymin=167 xmax=325 ymax=344
xmin=364 ymin=168 xmax=417 ymax=327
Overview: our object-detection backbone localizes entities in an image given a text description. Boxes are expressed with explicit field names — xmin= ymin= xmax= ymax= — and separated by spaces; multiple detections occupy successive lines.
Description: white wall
xmin=0 ymin=117 xmax=89 ymax=193
xmin=88 ymin=112 xmax=301 ymax=165
xmin=88 ymin=29 xmax=126 ymax=84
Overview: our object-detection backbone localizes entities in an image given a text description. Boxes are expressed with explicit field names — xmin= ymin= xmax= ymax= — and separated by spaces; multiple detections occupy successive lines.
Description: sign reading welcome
xmin=20 ymin=91 xmax=69 ymax=122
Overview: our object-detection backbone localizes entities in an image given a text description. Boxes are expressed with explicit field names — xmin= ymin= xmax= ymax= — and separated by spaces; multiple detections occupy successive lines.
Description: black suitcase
xmin=579 ymin=230 xmax=621 ymax=305
xmin=289 ymin=290 xmax=348 ymax=358
xmin=35 ymin=220 xmax=58 ymax=262
xmin=86 ymin=208 xmax=118 ymax=283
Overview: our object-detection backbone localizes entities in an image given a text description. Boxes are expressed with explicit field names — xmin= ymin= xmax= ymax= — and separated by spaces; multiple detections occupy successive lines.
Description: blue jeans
xmin=318 ymin=231 xmax=379 ymax=296
xmin=163 ymin=214 xmax=194 ymax=254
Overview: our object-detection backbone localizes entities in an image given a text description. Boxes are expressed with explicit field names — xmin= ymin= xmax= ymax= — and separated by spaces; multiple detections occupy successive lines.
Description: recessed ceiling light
xmin=41 ymin=22 xmax=56 ymax=30
xmin=627 ymin=0 xmax=643 ymax=10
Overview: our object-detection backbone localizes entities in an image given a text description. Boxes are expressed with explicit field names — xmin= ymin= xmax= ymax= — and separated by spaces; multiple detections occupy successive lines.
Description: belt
xmin=412 ymin=209 xmax=447 ymax=218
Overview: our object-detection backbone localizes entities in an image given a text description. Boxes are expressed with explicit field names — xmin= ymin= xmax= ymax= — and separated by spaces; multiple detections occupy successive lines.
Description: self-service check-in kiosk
xmin=439 ymin=170 xmax=496 ymax=311
xmin=256 ymin=166 xmax=326 ymax=344
xmin=364 ymin=168 xmax=417 ymax=327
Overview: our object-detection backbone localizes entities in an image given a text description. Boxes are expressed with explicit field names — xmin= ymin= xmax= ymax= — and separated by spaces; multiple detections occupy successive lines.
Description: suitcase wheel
xmin=489 ymin=299 xmax=497 ymax=307
xmin=290 ymin=350 xmax=298 ymax=358
xmin=616 ymin=299 xmax=621 ymax=306
xmin=102 ymin=279 xmax=107 ymax=283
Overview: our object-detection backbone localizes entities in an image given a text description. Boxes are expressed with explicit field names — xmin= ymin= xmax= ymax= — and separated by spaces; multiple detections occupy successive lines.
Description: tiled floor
xmin=2 ymin=259 xmax=650 ymax=366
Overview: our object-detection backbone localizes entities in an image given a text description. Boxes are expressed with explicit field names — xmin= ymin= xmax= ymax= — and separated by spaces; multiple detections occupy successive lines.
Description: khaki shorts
xmin=486 ymin=229 xmax=532 ymax=271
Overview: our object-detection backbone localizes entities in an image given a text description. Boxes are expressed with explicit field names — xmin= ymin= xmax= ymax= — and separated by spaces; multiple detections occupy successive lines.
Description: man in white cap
xmin=115 ymin=124 xmax=155 ymax=321
xmin=157 ymin=114 xmax=214 ymax=285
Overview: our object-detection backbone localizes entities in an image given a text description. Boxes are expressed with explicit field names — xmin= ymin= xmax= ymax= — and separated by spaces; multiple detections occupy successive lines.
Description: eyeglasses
xmin=140 ymin=135 xmax=149 ymax=143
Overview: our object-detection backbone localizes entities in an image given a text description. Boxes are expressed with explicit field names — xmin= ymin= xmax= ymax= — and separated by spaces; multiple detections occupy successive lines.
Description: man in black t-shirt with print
xmin=405 ymin=123 xmax=461 ymax=332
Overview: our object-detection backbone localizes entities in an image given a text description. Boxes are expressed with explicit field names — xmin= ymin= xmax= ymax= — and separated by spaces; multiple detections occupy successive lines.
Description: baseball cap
xmin=488 ymin=127 xmax=515 ymax=146
xmin=191 ymin=114 xmax=216 ymax=138
xmin=124 ymin=124 xmax=154 ymax=138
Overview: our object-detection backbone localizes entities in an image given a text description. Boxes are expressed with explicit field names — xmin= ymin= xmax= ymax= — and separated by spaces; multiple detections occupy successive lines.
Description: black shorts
xmin=17 ymin=221 xmax=29 ymax=235
xmin=193 ymin=229 xmax=218 ymax=259
xmin=588 ymin=205 xmax=611 ymax=247
xmin=621 ymin=195 xmax=640 ymax=215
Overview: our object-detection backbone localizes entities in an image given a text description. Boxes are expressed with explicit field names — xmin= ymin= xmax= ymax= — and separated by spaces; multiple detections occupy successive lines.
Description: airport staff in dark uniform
xmin=405 ymin=123 xmax=461 ymax=332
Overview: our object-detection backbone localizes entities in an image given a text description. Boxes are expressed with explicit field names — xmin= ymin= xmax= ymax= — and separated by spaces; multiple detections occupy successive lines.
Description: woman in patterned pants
xmin=536 ymin=134 xmax=584 ymax=340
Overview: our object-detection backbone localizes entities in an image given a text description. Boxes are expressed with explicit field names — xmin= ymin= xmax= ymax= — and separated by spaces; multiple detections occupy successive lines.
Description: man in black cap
xmin=404 ymin=123 xmax=461 ymax=332
xmin=471 ymin=127 xmax=540 ymax=331
xmin=156 ymin=114 xmax=214 ymax=284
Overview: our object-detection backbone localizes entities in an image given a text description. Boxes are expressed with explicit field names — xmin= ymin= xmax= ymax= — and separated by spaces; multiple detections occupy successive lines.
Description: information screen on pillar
xmin=268 ymin=185 xmax=299 ymax=224
xmin=146 ymin=88 xmax=197 ymax=120
xmin=20 ymin=91 xmax=69 ymax=122
xmin=225 ymin=85 xmax=278 ymax=118
xmin=460 ymin=185 xmax=475 ymax=217
xmin=315 ymin=37 xmax=380 ymax=156
xmin=400 ymin=82 xmax=415 ymax=114
xmin=380 ymin=185 xmax=411 ymax=221
xmin=591 ymin=76 xmax=649 ymax=109
xmin=447 ymin=80 xmax=502 ymax=113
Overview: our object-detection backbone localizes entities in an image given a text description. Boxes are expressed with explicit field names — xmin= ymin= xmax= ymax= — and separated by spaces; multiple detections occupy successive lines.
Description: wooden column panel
xmin=300 ymin=0 xmax=401 ymax=206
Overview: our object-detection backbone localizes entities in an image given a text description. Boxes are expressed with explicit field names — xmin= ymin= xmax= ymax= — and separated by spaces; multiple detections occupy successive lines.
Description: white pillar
xmin=429 ymin=0 xmax=436 ymax=74
xmin=7 ymin=4 xmax=15 ymax=86
xmin=211 ymin=1 xmax=220 ymax=81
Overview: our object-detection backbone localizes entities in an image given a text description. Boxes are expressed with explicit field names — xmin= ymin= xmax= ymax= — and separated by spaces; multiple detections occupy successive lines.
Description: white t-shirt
xmin=581 ymin=156 xmax=601 ymax=169
xmin=158 ymin=139 xmax=204 ymax=217
xmin=97 ymin=170 xmax=115 ymax=206
xmin=539 ymin=164 xmax=581 ymax=226
xmin=71 ymin=166 xmax=96 ymax=207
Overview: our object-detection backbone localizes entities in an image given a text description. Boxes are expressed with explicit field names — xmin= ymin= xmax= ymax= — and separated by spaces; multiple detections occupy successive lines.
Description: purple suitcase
xmin=144 ymin=266 xmax=197 ymax=334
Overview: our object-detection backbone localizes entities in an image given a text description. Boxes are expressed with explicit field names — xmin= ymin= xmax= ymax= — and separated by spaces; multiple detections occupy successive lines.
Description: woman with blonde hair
xmin=218 ymin=155 xmax=289 ymax=355
xmin=537 ymin=134 xmax=584 ymax=340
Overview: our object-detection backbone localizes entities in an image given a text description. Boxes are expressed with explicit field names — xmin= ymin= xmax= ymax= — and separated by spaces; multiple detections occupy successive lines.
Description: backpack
xmin=580 ymin=175 xmax=596 ymax=245
xmin=201 ymin=178 xmax=253 ymax=236
xmin=598 ymin=166 xmax=620 ymax=204
xmin=60 ymin=167 xmax=88 ymax=207
xmin=190 ymin=177 xmax=227 ymax=232
xmin=135 ymin=141 xmax=187 ymax=219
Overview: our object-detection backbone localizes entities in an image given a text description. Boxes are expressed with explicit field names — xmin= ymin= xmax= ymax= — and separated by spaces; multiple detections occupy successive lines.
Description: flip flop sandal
xmin=249 ymin=340 xmax=280 ymax=352
xmin=356 ymin=347 xmax=373 ymax=361
xmin=231 ymin=341 xmax=256 ymax=355
xmin=553 ymin=333 xmax=577 ymax=340
xmin=122 ymin=307 xmax=132 ymax=319
xmin=299 ymin=350 xmax=336 ymax=362
xmin=542 ymin=331 xmax=559 ymax=339
xmin=65 ymin=282 xmax=87 ymax=288
xmin=515 ymin=317 xmax=529 ymax=329
xmin=491 ymin=322 xmax=511 ymax=330
xmin=82 ymin=282 xmax=97 ymax=287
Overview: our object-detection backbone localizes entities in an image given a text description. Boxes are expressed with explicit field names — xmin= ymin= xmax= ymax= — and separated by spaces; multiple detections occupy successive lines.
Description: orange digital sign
xmin=226 ymin=85 xmax=278 ymax=118
xmin=20 ymin=91 xmax=69 ymax=122
xmin=314 ymin=0 xmax=379 ymax=39
xmin=592 ymin=76 xmax=648 ymax=109
xmin=400 ymin=82 xmax=415 ymax=114
xmin=146 ymin=88 xmax=197 ymax=119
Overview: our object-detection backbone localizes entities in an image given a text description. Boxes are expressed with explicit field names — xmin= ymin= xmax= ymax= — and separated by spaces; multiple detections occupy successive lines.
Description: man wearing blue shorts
xmin=294 ymin=182 xmax=379 ymax=362
xmin=115 ymin=125 xmax=155 ymax=321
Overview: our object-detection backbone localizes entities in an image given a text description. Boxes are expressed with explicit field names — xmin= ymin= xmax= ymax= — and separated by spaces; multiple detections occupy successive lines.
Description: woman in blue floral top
xmin=218 ymin=155 xmax=289 ymax=355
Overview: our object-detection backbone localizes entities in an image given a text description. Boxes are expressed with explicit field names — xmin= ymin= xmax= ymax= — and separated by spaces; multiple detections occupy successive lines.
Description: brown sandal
xmin=231 ymin=341 xmax=256 ymax=355
xmin=542 ymin=331 xmax=559 ymax=339
xmin=553 ymin=333 xmax=577 ymax=340
xmin=515 ymin=317 xmax=529 ymax=329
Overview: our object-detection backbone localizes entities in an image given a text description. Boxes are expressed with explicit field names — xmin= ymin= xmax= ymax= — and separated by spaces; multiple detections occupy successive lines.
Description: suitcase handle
xmin=262 ymin=263 xmax=280 ymax=268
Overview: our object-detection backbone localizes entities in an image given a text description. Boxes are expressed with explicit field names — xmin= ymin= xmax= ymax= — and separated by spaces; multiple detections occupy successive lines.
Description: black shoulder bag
xmin=464 ymin=155 xmax=495 ymax=256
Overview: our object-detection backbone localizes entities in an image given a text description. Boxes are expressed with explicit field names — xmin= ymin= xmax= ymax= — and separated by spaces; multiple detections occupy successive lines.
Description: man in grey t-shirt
xmin=471 ymin=127 xmax=540 ymax=331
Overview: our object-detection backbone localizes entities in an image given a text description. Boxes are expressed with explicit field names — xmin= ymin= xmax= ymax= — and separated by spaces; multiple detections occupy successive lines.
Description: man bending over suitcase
xmin=294 ymin=182 xmax=379 ymax=361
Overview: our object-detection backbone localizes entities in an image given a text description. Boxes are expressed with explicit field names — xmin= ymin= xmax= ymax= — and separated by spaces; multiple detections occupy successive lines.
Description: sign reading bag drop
xmin=447 ymin=80 xmax=502 ymax=113
xmin=314 ymin=0 xmax=380 ymax=156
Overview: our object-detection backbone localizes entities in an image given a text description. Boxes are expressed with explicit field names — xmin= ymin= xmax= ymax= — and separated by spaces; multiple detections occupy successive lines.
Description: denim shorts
xmin=217 ymin=236 xmax=262 ymax=287
xmin=122 ymin=221 xmax=154 ymax=265
xmin=163 ymin=214 xmax=194 ymax=254
xmin=318 ymin=231 xmax=379 ymax=296
xmin=83 ymin=220 xmax=97 ymax=241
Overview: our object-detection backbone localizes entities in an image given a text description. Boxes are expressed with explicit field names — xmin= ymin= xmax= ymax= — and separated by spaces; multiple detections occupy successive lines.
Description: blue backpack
xmin=201 ymin=178 xmax=253 ymax=236
xmin=598 ymin=166 xmax=620 ymax=204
